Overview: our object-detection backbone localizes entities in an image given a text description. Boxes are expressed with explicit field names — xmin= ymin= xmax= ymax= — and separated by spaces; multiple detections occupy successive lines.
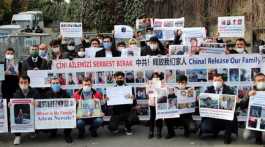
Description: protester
xmin=77 ymin=47 xmax=85 ymax=58
xmin=239 ymin=73 xmax=265 ymax=145
xmin=38 ymin=43 xmax=49 ymax=60
xmin=73 ymin=78 xmax=104 ymax=138
xmin=20 ymin=45 xmax=49 ymax=75
xmin=107 ymin=71 xmax=138 ymax=135
xmin=1 ymin=48 xmax=19 ymax=100
xmin=95 ymin=36 xmax=121 ymax=57
xmin=63 ymin=40 xmax=77 ymax=60
xmin=146 ymin=72 xmax=163 ymax=139
xmin=173 ymin=29 xmax=182 ymax=45
xmin=165 ymin=75 xmax=196 ymax=139
xmin=228 ymin=38 xmax=248 ymax=54
xmin=141 ymin=36 xmax=167 ymax=56
xmin=50 ymin=39 xmax=64 ymax=60
xmin=43 ymin=76 xmax=73 ymax=143
xmin=199 ymin=74 xmax=238 ymax=144
xmin=11 ymin=75 xmax=40 ymax=145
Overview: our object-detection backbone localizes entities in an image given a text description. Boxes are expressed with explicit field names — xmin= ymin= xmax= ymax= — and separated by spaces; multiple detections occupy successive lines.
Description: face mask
xmin=78 ymin=51 xmax=85 ymax=57
xmin=117 ymin=47 xmax=125 ymax=52
xmin=19 ymin=84 xmax=29 ymax=91
xmin=30 ymin=50 xmax=39 ymax=58
xmin=234 ymin=48 xmax=245 ymax=54
xmin=5 ymin=54 xmax=14 ymax=60
xmin=51 ymin=84 xmax=61 ymax=93
xmin=67 ymin=46 xmax=75 ymax=51
xmin=52 ymin=47 xmax=60 ymax=53
xmin=83 ymin=86 xmax=92 ymax=93
xmin=116 ymin=80 xmax=124 ymax=86
xmin=39 ymin=50 xmax=47 ymax=57
xmin=149 ymin=44 xmax=158 ymax=51
xmin=213 ymin=81 xmax=223 ymax=89
xmin=256 ymin=82 xmax=265 ymax=90
xmin=103 ymin=42 xmax=112 ymax=49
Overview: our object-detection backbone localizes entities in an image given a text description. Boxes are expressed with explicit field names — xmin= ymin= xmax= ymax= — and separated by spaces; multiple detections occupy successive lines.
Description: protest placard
xmin=246 ymin=92 xmax=265 ymax=131
xmin=35 ymin=98 xmax=76 ymax=129
xmin=0 ymin=99 xmax=8 ymax=133
xmin=136 ymin=18 xmax=153 ymax=30
xmin=60 ymin=22 xmax=83 ymax=38
xmin=200 ymin=43 xmax=226 ymax=54
xmin=77 ymin=98 xmax=103 ymax=118
xmin=85 ymin=47 xmax=102 ymax=58
xmin=0 ymin=64 xmax=4 ymax=81
xmin=114 ymin=25 xmax=134 ymax=39
xmin=218 ymin=16 xmax=245 ymax=37
xmin=175 ymin=89 xmax=196 ymax=114
xmin=106 ymin=86 xmax=133 ymax=106
xmin=182 ymin=27 xmax=206 ymax=46
xmin=199 ymin=93 xmax=236 ymax=120
xmin=10 ymin=99 xmax=34 ymax=133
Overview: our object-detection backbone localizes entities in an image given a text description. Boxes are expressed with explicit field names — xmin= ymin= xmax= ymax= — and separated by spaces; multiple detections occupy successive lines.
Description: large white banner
xmin=60 ymin=22 xmax=83 ymax=38
xmin=246 ymin=91 xmax=265 ymax=131
xmin=218 ymin=16 xmax=245 ymax=37
xmin=10 ymin=99 xmax=34 ymax=133
xmin=35 ymin=98 xmax=76 ymax=129
xmin=0 ymin=99 xmax=8 ymax=133
xmin=199 ymin=93 xmax=236 ymax=120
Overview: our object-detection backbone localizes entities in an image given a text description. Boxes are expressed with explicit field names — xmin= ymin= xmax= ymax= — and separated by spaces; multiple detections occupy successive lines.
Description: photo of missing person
xmin=200 ymin=95 xmax=218 ymax=109
xmin=250 ymin=106 xmax=262 ymax=118
xmin=240 ymin=68 xmax=251 ymax=82
xmin=85 ymin=72 xmax=95 ymax=84
xmin=219 ymin=95 xmax=235 ymax=110
xmin=248 ymin=117 xmax=258 ymax=128
xmin=251 ymin=68 xmax=261 ymax=81
xmin=57 ymin=73 xmax=66 ymax=85
xmin=168 ymin=98 xmax=177 ymax=110
xmin=165 ymin=70 xmax=176 ymax=83
xmin=125 ymin=71 xmax=135 ymax=83
xmin=46 ymin=73 xmax=54 ymax=84
xmin=157 ymin=88 xmax=168 ymax=104
xmin=136 ymin=104 xmax=149 ymax=116
xmin=95 ymin=71 xmax=105 ymax=84
xmin=208 ymin=68 xmax=228 ymax=81
xmin=187 ymin=69 xmax=207 ymax=82
xmin=14 ymin=104 xmax=31 ymax=124
xmin=66 ymin=73 xmax=76 ymax=85
xmin=76 ymin=72 xmax=85 ymax=84
xmin=135 ymin=71 xmax=145 ymax=83
xmin=105 ymin=71 xmax=114 ymax=84
xmin=237 ymin=86 xmax=252 ymax=99
xmin=229 ymin=68 xmax=239 ymax=82
xmin=135 ymin=87 xmax=147 ymax=100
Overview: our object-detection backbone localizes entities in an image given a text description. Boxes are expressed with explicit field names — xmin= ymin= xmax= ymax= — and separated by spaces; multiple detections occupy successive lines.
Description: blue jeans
xmin=76 ymin=117 xmax=103 ymax=135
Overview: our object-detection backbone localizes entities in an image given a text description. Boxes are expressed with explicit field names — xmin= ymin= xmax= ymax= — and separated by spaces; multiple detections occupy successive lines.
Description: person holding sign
xmin=146 ymin=72 xmax=163 ymax=139
xmin=199 ymin=74 xmax=237 ymax=144
xmin=95 ymin=36 xmax=121 ymax=57
xmin=107 ymin=71 xmax=138 ymax=136
xmin=11 ymin=75 xmax=40 ymax=145
xmin=141 ymin=37 xmax=167 ymax=56
xmin=228 ymin=38 xmax=248 ymax=54
xmin=73 ymin=78 xmax=104 ymax=138
xmin=165 ymin=75 xmax=196 ymax=139
xmin=239 ymin=73 xmax=265 ymax=145
xmin=43 ymin=76 xmax=73 ymax=143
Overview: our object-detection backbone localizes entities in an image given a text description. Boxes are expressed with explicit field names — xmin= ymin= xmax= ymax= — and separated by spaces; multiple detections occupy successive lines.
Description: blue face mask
xmin=51 ymin=84 xmax=61 ymax=93
xmin=103 ymin=42 xmax=112 ymax=49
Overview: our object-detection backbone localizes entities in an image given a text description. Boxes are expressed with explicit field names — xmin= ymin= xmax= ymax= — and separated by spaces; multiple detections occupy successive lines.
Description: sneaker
xmin=13 ymin=136 xmax=21 ymax=145
xmin=125 ymin=128 xmax=133 ymax=136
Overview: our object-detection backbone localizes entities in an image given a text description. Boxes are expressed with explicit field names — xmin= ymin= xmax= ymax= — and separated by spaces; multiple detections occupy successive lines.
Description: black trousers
xmin=109 ymin=110 xmax=138 ymax=131
xmin=149 ymin=106 xmax=163 ymax=133
xmin=15 ymin=129 xmax=72 ymax=137
xmin=165 ymin=115 xmax=193 ymax=135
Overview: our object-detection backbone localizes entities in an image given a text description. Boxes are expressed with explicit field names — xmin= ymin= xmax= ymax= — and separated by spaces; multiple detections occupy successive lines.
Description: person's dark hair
xmin=236 ymin=38 xmax=247 ymax=46
xmin=90 ymin=38 xmax=100 ymax=45
xmin=254 ymin=73 xmax=265 ymax=79
xmin=19 ymin=75 xmax=30 ymax=83
xmin=177 ymin=75 xmax=187 ymax=82
xmin=146 ymin=27 xmax=153 ymax=32
xmin=5 ymin=47 xmax=15 ymax=53
xmin=213 ymin=73 xmax=223 ymax=79
xmin=117 ymin=41 xmax=126 ymax=47
xmin=114 ymin=71 xmax=125 ymax=77
xmin=151 ymin=72 xmax=164 ymax=80
xmin=149 ymin=36 xmax=166 ymax=54
xmin=49 ymin=39 xmax=61 ymax=47
xmin=103 ymin=36 xmax=113 ymax=42
xmin=82 ymin=77 xmax=92 ymax=83
xmin=190 ymin=37 xmax=198 ymax=43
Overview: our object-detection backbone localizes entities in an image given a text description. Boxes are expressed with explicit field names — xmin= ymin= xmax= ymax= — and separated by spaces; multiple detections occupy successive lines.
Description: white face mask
xmin=5 ymin=54 xmax=14 ymax=60
xmin=78 ymin=51 xmax=85 ymax=57
xmin=234 ymin=48 xmax=245 ymax=54
xmin=83 ymin=86 xmax=91 ymax=92
xmin=67 ymin=46 xmax=75 ymax=51
xmin=52 ymin=47 xmax=60 ymax=53
xmin=117 ymin=47 xmax=125 ymax=52
xmin=213 ymin=81 xmax=223 ymax=89
xmin=149 ymin=44 xmax=158 ymax=51
xmin=256 ymin=82 xmax=265 ymax=90
xmin=19 ymin=84 xmax=29 ymax=91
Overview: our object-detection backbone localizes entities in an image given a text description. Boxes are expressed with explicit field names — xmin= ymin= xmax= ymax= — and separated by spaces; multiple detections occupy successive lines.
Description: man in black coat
xmin=95 ymin=36 xmax=121 ymax=57
xmin=12 ymin=75 xmax=40 ymax=145
xmin=199 ymin=74 xmax=237 ymax=144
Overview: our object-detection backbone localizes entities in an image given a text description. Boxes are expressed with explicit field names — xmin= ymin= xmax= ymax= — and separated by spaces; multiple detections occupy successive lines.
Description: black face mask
xmin=116 ymin=80 xmax=124 ymax=86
